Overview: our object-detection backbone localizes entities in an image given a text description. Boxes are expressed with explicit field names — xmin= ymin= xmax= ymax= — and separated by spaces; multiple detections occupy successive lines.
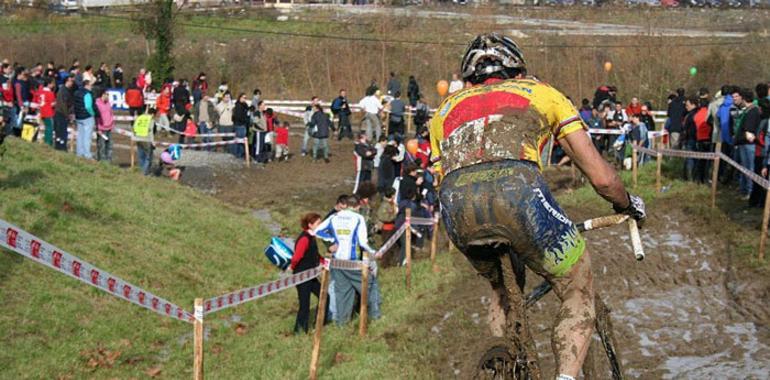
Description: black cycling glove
xmin=613 ymin=192 xmax=646 ymax=226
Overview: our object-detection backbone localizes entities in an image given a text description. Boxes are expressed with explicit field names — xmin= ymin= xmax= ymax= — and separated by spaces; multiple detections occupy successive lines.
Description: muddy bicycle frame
xmin=488 ymin=214 xmax=642 ymax=380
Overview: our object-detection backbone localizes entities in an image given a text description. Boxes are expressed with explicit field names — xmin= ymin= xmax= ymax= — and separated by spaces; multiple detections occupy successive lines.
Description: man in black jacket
xmin=732 ymin=88 xmax=761 ymax=199
xmin=667 ymin=88 xmax=686 ymax=148
xmin=331 ymin=89 xmax=353 ymax=141
xmin=353 ymin=132 xmax=376 ymax=194
xmin=310 ymin=104 xmax=331 ymax=162
xmin=53 ymin=76 xmax=75 ymax=151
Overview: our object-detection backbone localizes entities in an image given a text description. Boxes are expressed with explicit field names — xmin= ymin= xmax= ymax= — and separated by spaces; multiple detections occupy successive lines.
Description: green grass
xmin=2 ymin=138 xmax=767 ymax=379
xmin=0 ymin=139 xmax=462 ymax=379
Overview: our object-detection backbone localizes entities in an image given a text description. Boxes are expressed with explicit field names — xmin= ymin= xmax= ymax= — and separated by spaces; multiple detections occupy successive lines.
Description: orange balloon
xmin=604 ymin=61 xmax=613 ymax=72
xmin=437 ymin=80 xmax=449 ymax=97
xmin=406 ymin=139 xmax=419 ymax=156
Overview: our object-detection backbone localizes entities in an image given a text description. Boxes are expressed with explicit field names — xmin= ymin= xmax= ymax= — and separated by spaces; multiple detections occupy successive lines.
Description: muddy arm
xmin=558 ymin=131 xmax=629 ymax=209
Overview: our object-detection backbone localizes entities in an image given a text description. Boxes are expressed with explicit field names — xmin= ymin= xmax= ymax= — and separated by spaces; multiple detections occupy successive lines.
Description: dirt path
xmin=163 ymin=134 xmax=770 ymax=378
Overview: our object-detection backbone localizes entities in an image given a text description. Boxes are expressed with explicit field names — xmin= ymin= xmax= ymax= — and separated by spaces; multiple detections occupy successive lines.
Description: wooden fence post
xmin=243 ymin=138 xmax=251 ymax=168
xmin=406 ymin=110 xmax=413 ymax=136
xmin=711 ymin=142 xmax=721 ymax=208
xmin=656 ymin=152 xmax=662 ymax=193
xmin=405 ymin=208 xmax=412 ymax=290
xmin=632 ymin=147 xmax=638 ymax=188
xmin=130 ymin=139 xmax=136 ymax=169
xmin=430 ymin=214 xmax=439 ymax=273
xmin=359 ymin=255 xmax=369 ymax=337
xmin=759 ymin=190 xmax=770 ymax=261
xmin=193 ymin=298 xmax=204 ymax=380
xmin=309 ymin=268 xmax=330 ymax=380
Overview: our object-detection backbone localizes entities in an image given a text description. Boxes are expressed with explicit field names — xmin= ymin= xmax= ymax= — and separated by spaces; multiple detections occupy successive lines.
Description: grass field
xmin=1 ymin=137 xmax=767 ymax=378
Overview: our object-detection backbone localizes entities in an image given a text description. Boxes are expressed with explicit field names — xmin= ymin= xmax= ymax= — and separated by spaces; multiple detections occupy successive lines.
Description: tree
xmin=133 ymin=0 xmax=176 ymax=89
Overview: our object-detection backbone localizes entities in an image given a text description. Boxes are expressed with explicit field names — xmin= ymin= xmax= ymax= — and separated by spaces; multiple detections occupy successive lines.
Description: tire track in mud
xmin=431 ymin=208 xmax=770 ymax=379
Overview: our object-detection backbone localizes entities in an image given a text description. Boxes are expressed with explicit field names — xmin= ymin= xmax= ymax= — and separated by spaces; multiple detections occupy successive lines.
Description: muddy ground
xmin=107 ymin=127 xmax=770 ymax=378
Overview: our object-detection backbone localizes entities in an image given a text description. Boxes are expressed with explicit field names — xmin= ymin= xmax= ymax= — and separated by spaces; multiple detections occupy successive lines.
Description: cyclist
xmin=430 ymin=33 xmax=646 ymax=380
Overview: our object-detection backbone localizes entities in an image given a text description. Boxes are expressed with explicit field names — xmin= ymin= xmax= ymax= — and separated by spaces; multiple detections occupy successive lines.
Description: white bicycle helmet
xmin=461 ymin=33 xmax=526 ymax=84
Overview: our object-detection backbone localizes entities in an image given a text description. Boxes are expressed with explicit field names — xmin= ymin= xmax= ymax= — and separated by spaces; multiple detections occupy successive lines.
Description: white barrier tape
xmin=410 ymin=216 xmax=439 ymax=226
xmin=155 ymin=138 xmax=247 ymax=148
xmin=329 ymin=258 xmax=368 ymax=271
xmin=634 ymin=146 xmax=659 ymax=156
xmin=719 ymin=152 xmax=770 ymax=190
xmin=202 ymin=266 xmax=322 ymax=316
xmin=588 ymin=128 xmax=625 ymax=135
xmin=656 ymin=148 xmax=718 ymax=160
xmin=0 ymin=220 xmax=194 ymax=324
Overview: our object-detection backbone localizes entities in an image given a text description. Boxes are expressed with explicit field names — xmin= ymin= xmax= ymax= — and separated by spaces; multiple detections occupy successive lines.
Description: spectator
xmin=136 ymin=68 xmax=147 ymax=90
xmin=325 ymin=194 xmax=348 ymax=220
xmin=373 ymin=135 xmax=387 ymax=170
xmin=448 ymin=73 xmax=464 ymax=95
xmin=626 ymin=96 xmax=642 ymax=116
xmin=399 ymin=162 xmax=423 ymax=203
xmin=592 ymin=85 xmax=616 ymax=110
xmin=732 ymin=88 xmax=760 ymax=200
xmin=416 ymin=127 xmax=432 ymax=168
xmin=216 ymin=92 xmax=235 ymax=151
xmin=353 ymin=132 xmax=376 ymax=194
xmin=13 ymin=69 xmax=32 ymax=134
xmin=359 ymin=91 xmax=382 ymax=142
xmin=374 ymin=188 xmax=399 ymax=267
xmin=82 ymin=65 xmax=96 ymax=86
xmin=588 ymin=107 xmax=606 ymax=153
xmin=640 ymin=104 xmax=656 ymax=131
xmin=682 ymin=97 xmax=699 ymax=180
xmin=38 ymin=77 xmax=56 ymax=147
xmin=125 ymin=80 xmax=144 ymax=118
xmin=606 ymin=101 xmax=628 ymax=129
xmin=192 ymin=73 xmax=208 ymax=104
xmin=309 ymin=104 xmax=331 ymax=163
xmin=667 ymin=88 xmax=686 ymax=148
xmin=274 ymin=121 xmax=290 ymax=161
xmin=301 ymin=96 xmax=320 ymax=156
xmin=133 ymin=108 xmax=157 ymax=175
xmin=388 ymin=91 xmax=406 ymax=139
xmin=53 ymin=76 xmax=74 ymax=151
xmin=579 ymin=98 xmax=592 ymax=123
xmin=94 ymin=63 xmax=111 ymax=90
xmin=172 ymin=80 xmax=192 ymax=144
xmin=194 ymin=93 xmax=217 ymax=151
xmin=365 ymin=79 xmax=378 ymax=96
xmin=290 ymin=213 xmax=330 ymax=334
xmin=232 ymin=93 xmax=250 ymax=159
xmin=378 ymin=144 xmax=399 ymax=195
xmin=386 ymin=71 xmax=401 ymax=96
xmin=407 ymin=75 xmax=420 ymax=107
xmin=331 ymin=89 xmax=353 ymax=141
xmin=95 ymin=91 xmax=115 ymax=162
xmin=395 ymin=185 xmax=419 ymax=265
xmin=413 ymin=95 xmax=430 ymax=131
xmin=155 ymin=85 xmax=171 ymax=133
xmin=313 ymin=196 xmax=380 ymax=326
xmin=1 ymin=64 xmax=15 ymax=134
xmin=251 ymin=88 xmax=261 ymax=109
xmin=716 ymin=85 xmax=736 ymax=184
xmin=73 ymin=80 xmax=96 ymax=159
xmin=112 ymin=64 xmax=124 ymax=88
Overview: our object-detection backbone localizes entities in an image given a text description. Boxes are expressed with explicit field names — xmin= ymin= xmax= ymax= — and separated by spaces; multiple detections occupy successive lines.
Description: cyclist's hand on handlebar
xmin=613 ymin=192 xmax=646 ymax=227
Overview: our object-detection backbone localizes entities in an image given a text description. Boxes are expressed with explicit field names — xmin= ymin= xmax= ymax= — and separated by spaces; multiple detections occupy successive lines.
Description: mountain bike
xmin=471 ymin=214 xmax=644 ymax=380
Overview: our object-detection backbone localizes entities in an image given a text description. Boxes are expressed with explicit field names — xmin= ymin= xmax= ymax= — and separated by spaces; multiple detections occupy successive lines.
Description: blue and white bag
xmin=264 ymin=237 xmax=294 ymax=270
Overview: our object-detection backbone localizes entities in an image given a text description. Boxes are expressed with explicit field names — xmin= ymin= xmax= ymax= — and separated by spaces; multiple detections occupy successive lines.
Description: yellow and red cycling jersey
xmin=429 ymin=78 xmax=586 ymax=174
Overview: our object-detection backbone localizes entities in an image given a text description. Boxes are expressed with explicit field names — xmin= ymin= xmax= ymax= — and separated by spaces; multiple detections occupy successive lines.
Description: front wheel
xmin=468 ymin=338 xmax=533 ymax=380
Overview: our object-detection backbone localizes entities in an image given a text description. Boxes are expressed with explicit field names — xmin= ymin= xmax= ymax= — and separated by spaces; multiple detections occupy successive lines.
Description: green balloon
xmin=689 ymin=67 xmax=697 ymax=76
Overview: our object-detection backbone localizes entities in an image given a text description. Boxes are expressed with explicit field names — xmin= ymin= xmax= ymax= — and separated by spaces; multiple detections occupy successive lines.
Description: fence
xmin=631 ymin=142 xmax=769 ymax=261
xmin=0 ymin=209 xmax=442 ymax=380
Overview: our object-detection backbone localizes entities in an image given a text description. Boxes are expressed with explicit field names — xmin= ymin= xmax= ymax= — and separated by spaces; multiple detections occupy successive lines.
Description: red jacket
xmin=626 ymin=104 xmax=642 ymax=117
xmin=125 ymin=88 xmax=143 ymax=108
xmin=38 ymin=88 xmax=56 ymax=118
xmin=275 ymin=126 xmax=289 ymax=145
xmin=693 ymin=107 xmax=711 ymax=142
xmin=156 ymin=92 xmax=171 ymax=114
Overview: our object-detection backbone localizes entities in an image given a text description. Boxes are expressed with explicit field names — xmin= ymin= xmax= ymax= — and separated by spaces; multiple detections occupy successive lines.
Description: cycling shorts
xmin=439 ymin=159 xmax=585 ymax=278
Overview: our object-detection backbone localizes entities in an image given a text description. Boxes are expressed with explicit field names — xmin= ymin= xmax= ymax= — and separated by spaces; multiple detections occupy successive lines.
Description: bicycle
xmin=470 ymin=214 xmax=644 ymax=380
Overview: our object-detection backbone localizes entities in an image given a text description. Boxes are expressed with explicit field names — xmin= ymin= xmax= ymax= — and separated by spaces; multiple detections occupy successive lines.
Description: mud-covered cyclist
xmin=430 ymin=33 xmax=646 ymax=380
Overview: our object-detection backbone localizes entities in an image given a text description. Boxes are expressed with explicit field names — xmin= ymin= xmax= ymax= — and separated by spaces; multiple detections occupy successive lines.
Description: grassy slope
xmin=1 ymin=139 xmax=767 ymax=379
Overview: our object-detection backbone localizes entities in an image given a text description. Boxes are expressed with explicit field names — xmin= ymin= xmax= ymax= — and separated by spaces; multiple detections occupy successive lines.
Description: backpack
xmin=414 ymin=106 xmax=429 ymax=126
xmin=264 ymin=237 xmax=294 ymax=270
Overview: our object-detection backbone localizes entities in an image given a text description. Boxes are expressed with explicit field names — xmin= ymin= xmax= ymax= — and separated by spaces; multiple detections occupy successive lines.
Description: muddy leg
xmin=549 ymin=250 xmax=596 ymax=378
xmin=500 ymin=253 xmax=542 ymax=380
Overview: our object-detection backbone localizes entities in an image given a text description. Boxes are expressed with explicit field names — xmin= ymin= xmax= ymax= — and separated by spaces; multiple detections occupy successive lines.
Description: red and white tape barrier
xmin=719 ymin=152 xmax=770 ymax=190
xmin=156 ymin=138 xmax=247 ymax=149
xmin=202 ymin=266 xmax=322 ymax=316
xmin=0 ymin=220 xmax=194 ymax=324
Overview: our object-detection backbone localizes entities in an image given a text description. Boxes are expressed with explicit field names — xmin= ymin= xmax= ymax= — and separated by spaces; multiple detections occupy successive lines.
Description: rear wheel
xmin=469 ymin=338 xmax=532 ymax=380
